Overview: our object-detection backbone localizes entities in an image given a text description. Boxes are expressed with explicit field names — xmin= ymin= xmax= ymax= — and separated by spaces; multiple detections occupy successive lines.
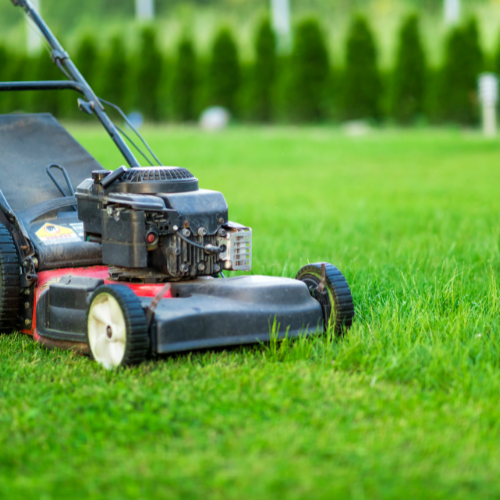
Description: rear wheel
xmin=86 ymin=285 xmax=149 ymax=369
xmin=296 ymin=262 xmax=354 ymax=335
xmin=0 ymin=224 xmax=21 ymax=333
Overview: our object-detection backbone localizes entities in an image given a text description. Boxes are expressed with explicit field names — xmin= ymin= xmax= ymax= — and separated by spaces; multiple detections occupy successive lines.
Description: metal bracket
xmin=77 ymin=98 xmax=94 ymax=115
xmin=145 ymin=283 xmax=171 ymax=330
xmin=309 ymin=278 xmax=332 ymax=331
xmin=51 ymin=49 xmax=69 ymax=64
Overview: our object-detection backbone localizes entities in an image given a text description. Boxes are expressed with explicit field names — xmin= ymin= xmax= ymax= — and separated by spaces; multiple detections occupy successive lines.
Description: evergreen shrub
xmin=136 ymin=26 xmax=163 ymax=121
xmin=67 ymin=34 xmax=100 ymax=119
xmin=341 ymin=15 xmax=381 ymax=121
xmin=392 ymin=14 xmax=426 ymax=124
xmin=172 ymin=37 xmax=198 ymax=121
xmin=29 ymin=51 xmax=61 ymax=115
xmin=207 ymin=27 xmax=240 ymax=114
xmin=0 ymin=45 xmax=13 ymax=114
xmin=287 ymin=17 xmax=329 ymax=122
xmin=494 ymin=31 xmax=500 ymax=76
xmin=252 ymin=18 xmax=276 ymax=121
xmin=5 ymin=53 xmax=27 ymax=113
xmin=101 ymin=35 xmax=129 ymax=110
xmin=440 ymin=18 xmax=483 ymax=125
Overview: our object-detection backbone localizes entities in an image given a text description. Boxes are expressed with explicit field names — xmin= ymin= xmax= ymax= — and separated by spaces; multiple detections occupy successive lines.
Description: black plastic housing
xmin=36 ymin=275 xmax=104 ymax=342
xmin=36 ymin=274 xmax=325 ymax=353
xmin=102 ymin=209 xmax=147 ymax=268
xmin=75 ymin=167 xmax=229 ymax=278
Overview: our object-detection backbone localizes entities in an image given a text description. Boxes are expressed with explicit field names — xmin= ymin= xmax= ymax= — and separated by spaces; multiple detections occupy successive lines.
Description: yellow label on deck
xmin=35 ymin=223 xmax=81 ymax=246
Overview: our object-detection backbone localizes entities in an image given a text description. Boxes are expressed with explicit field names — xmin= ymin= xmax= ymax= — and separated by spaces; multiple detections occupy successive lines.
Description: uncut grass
xmin=2 ymin=126 xmax=500 ymax=498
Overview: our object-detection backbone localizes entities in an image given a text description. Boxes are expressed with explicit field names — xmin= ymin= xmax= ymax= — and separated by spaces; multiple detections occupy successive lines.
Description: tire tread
xmin=296 ymin=262 xmax=354 ymax=335
xmin=86 ymin=285 xmax=149 ymax=367
xmin=0 ymin=224 xmax=20 ymax=333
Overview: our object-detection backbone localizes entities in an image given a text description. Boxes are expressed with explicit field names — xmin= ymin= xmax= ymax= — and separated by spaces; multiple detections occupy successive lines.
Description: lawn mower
xmin=0 ymin=0 xmax=354 ymax=368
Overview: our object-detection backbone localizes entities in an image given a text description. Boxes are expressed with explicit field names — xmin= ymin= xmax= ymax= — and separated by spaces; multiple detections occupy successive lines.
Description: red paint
xmin=23 ymin=265 xmax=172 ymax=336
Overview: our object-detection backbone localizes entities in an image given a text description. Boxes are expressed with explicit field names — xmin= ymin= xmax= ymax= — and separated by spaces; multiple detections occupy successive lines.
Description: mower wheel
xmin=296 ymin=263 xmax=354 ymax=335
xmin=86 ymin=285 xmax=149 ymax=369
xmin=0 ymin=224 xmax=21 ymax=333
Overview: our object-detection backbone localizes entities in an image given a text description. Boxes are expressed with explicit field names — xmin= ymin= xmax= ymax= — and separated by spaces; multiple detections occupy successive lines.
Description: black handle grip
xmin=100 ymin=166 xmax=128 ymax=189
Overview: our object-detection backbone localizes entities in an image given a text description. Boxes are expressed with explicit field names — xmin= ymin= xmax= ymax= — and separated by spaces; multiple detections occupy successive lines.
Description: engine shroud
xmin=75 ymin=167 xmax=250 ymax=282
xmin=113 ymin=166 xmax=199 ymax=194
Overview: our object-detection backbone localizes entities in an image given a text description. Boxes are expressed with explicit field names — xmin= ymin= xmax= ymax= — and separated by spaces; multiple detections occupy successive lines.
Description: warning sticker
xmin=70 ymin=222 xmax=84 ymax=239
xmin=35 ymin=223 xmax=81 ymax=246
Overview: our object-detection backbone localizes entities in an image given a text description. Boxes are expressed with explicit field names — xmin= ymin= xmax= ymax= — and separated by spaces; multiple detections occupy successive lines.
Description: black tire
xmin=0 ymin=224 xmax=21 ymax=333
xmin=86 ymin=285 xmax=149 ymax=368
xmin=296 ymin=262 xmax=354 ymax=335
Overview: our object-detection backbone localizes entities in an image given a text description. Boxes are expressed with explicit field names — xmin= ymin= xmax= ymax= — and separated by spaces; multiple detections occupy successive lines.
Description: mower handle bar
xmin=9 ymin=0 xmax=141 ymax=168
xmin=0 ymin=80 xmax=85 ymax=93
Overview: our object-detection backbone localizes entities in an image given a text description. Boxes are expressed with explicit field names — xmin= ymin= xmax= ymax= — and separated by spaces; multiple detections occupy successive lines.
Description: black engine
xmin=75 ymin=166 xmax=252 ymax=282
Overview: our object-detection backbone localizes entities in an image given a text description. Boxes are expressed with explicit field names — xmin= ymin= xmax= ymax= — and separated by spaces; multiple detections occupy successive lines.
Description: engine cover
xmin=113 ymin=166 xmax=199 ymax=194
xmin=75 ymin=167 xmax=251 ymax=281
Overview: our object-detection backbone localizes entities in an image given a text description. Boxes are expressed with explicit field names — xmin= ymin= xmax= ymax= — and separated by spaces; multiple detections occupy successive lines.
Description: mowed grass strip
xmin=2 ymin=126 xmax=500 ymax=499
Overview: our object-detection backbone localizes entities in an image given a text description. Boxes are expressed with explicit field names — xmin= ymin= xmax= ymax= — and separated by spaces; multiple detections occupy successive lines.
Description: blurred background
xmin=0 ymin=0 xmax=499 ymax=127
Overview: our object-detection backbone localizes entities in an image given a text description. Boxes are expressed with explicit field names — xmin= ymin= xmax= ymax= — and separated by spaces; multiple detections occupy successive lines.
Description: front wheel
xmin=296 ymin=262 xmax=354 ymax=335
xmin=86 ymin=285 xmax=149 ymax=369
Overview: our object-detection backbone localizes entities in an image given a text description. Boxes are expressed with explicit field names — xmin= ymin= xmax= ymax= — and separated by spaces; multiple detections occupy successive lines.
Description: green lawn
xmin=2 ymin=125 xmax=500 ymax=499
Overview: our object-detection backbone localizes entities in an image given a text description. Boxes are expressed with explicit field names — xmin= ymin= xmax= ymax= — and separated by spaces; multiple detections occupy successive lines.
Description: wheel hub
xmin=87 ymin=293 xmax=127 ymax=369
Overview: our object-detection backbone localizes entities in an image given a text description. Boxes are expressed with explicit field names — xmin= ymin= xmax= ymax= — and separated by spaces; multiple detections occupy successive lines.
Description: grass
xmin=2 ymin=125 xmax=500 ymax=498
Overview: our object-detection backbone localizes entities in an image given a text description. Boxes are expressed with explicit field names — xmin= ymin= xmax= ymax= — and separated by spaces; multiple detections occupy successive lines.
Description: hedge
xmin=440 ymin=18 xmax=483 ymax=125
xmin=172 ymin=37 xmax=198 ymax=121
xmin=252 ymin=18 xmax=276 ymax=122
xmin=101 ymin=35 xmax=129 ymax=109
xmin=0 ymin=14 xmax=492 ymax=126
xmin=287 ymin=17 xmax=329 ymax=122
xmin=341 ymin=15 xmax=381 ymax=121
xmin=392 ymin=14 xmax=426 ymax=124
xmin=207 ymin=27 xmax=240 ymax=114
xmin=136 ymin=26 xmax=163 ymax=121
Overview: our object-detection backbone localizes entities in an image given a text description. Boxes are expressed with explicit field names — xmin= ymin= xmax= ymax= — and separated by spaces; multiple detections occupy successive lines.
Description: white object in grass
xmin=88 ymin=293 xmax=127 ymax=369
xmin=127 ymin=111 xmax=144 ymax=130
xmin=200 ymin=107 xmax=230 ymax=131
xmin=478 ymin=73 xmax=498 ymax=137
xmin=342 ymin=120 xmax=370 ymax=137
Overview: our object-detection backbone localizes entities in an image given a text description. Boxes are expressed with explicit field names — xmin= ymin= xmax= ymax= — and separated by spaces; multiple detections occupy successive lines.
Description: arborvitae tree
xmin=4 ymin=53 xmax=28 ymax=113
xmin=101 ymin=35 xmax=129 ymax=110
xmin=465 ymin=18 xmax=483 ymax=77
xmin=392 ymin=14 xmax=426 ymax=124
xmin=75 ymin=35 xmax=100 ymax=87
xmin=287 ymin=18 xmax=329 ymax=122
xmin=252 ymin=18 xmax=276 ymax=121
xmin=62 ymin=34 xmax=100 ymax=119
xmin=441 ymin=18 xmax=483 ymax=125
xmin=172 ymin=37 xmax=198 ymax=121
xmin=341 ymin=15 xmax=381 ymax=121
xmin=29 ymin=52 xmax=61 ymax=115
xmin=136 ymin=26 xmax=163 ymax=121
xmin=0 ymin=45 xmax=12 ymax=114
xmin=0 ymin=46 xmax=30 ymax=113
xmin=208 ymin=27 xmax=240 ymax=113
xmin=494 ymin=31 xmax=500 ymax=77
